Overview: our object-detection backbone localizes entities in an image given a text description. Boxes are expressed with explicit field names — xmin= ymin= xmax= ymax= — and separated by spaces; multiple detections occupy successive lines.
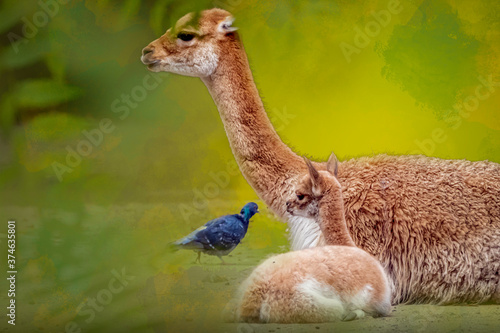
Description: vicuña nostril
xmin=142 ymin=47 xmax=153 ymax=56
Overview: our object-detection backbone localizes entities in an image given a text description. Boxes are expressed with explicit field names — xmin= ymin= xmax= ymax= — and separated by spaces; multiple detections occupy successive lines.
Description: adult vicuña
xmin=234 ymin=154 xmax=391 ymax=323
xmin=141 ymin=8 xmax=500 ymax=304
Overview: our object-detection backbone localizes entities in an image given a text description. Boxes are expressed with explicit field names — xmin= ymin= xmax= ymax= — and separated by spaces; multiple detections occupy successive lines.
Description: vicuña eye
xmin=177 ymin=32 xmax=195 ymax=41
xmin=297 ymin=194 xmax=305 ymax=200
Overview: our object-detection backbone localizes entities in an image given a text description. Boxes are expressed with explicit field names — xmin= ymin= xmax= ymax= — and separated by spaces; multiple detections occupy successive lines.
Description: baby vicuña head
xmin=286 ymin=153 xmax=357 ymax=247
xmin=286 ymin=153 xmax=340 ymax=219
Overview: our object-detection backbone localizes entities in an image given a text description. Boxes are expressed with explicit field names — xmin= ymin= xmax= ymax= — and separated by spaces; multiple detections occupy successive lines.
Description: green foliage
xmin=0 ymin=38 xmax=47 ymax=70
xmin=380 ymin=0 xmax=479 ymax=119
xmin=150 ymin=0 xmax=171 ymax=35
xmin=0 ymin=0 xmax=36 ymax=34
xmin=13 ymin=79 xmax=82 ymax=109
xmin=0 ymin=0 xmax=218 ymax=136
xmin=0 ymin=95 xmax=16 ymax=135
xmin=0 ymin=76 xmax=82 ymax=135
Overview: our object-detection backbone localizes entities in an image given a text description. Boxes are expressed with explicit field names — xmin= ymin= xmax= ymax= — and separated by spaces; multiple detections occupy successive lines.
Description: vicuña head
xmin=286 ymin=153 xmax=355 ymax=247
xmin=286 ymin=152 xmax=340 ymax=219
xmin=141 ymin=8 xmax=237 ymax=77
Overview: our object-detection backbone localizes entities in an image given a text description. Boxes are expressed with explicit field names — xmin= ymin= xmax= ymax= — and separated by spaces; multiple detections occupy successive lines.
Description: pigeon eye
xmin=297 ymin=194 xmax=305 ymax=201
xmin=177 ymin=32 xmax=195 ymax=41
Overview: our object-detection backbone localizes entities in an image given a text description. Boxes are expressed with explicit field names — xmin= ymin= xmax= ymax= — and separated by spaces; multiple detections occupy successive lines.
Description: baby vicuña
xmin=235 ymin=153 xmax=391 ymax=323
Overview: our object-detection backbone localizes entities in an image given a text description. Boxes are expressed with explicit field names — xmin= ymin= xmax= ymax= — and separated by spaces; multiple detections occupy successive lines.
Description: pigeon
xmin=173 ymin=202 xmax=259 ymax=263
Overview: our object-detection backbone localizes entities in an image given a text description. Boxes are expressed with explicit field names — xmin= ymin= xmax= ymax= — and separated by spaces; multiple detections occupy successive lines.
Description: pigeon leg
xmin=218 ymin=256 xmax=226 ymax=265
xmin=195 ymin=252 xmax=201 ymax=264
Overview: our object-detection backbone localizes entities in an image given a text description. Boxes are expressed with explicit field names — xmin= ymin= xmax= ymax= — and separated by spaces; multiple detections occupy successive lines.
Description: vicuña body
xmin=234 ymin=154 xmax=391 ymax=323
xmin=235 ymin=246 xmax=391 ymax=323
xmin=141 ymin=8 xmax=500 ymax=304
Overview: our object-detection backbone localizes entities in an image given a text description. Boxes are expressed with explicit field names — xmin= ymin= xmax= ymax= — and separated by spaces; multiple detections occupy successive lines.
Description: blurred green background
xmin=0 ymin=0 xmax=499 ymax=332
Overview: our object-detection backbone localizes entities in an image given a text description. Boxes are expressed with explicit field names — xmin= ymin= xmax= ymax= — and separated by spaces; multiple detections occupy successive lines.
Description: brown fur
xmin=141 ymin=9 xmax=500 ymax=304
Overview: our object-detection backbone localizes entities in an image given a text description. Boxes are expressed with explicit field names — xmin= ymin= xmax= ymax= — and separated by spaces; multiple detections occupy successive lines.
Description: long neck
xmin=319 ymin=190 xmax=356 ymax=247
xmin=201 ymin=35 xmax=302 ymax=212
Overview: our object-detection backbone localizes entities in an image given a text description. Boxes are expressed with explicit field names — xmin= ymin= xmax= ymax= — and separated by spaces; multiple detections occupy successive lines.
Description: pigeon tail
xmin=167 ymin=242 xmax=179 ymax=252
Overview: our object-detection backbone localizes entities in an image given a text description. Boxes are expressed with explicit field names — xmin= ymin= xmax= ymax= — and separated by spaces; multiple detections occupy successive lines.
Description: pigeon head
xmin=240 ymin=202 xmax=259 ymax=221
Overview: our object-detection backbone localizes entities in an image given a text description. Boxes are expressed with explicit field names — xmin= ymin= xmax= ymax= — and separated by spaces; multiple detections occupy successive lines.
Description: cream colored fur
xmin=141 ymin=8 xmax=500 ymax=304
xmin=287 ymin=215 xmax=325 ymax=250
xmin=234 ymin=245 xmax=391 ymax=323
xmin=231 ymin=156 xmax=392 ymax=323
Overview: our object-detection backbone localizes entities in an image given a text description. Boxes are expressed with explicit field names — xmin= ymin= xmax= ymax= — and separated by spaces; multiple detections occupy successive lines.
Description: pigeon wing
xmin=173 ymin=216 xmax=229 ymax=250
xmin=202 ymin=215 xmax=247 ymax=251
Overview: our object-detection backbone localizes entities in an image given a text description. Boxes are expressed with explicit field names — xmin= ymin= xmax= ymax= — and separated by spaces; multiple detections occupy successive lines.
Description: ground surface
xmin=1 ymin=203 xmax=499 ymax=333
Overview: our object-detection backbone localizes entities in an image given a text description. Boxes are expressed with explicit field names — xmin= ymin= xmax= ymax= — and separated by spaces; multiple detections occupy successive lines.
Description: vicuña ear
xmin=218 ymin=16 xmax=238 ymax=33
xmin=304 ymin=157 xmax=320 ymax=188
xmin=326 ymin=152 xmax=338 ymax=177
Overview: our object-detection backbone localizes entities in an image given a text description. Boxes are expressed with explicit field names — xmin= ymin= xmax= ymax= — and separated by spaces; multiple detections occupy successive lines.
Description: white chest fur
xmin=287 ymin=215 xmax=325 ymax=250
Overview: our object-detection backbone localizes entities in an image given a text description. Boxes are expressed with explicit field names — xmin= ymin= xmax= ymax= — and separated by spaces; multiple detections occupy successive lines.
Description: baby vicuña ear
xmin=218 ymin=16 xmax=238 ymax=33
xmin=304 ymin=157 xmax=320 ymax=187
xmin=326 ymin=152 xmax=338 ymax=177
